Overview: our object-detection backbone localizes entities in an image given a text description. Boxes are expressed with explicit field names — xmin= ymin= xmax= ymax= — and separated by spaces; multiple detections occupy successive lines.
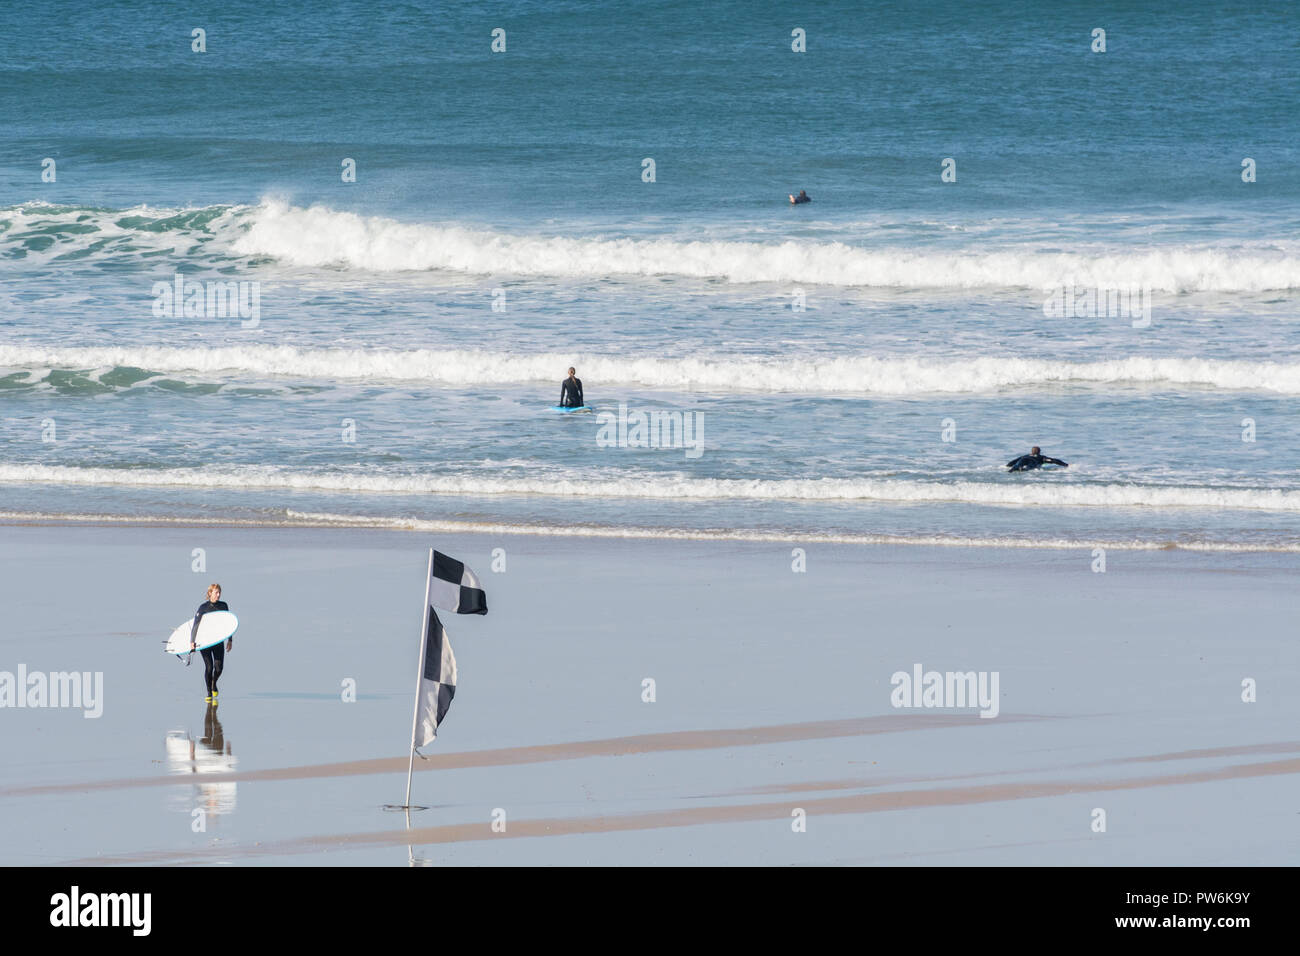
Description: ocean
xmin=3 ymin=0 xmax=1299 ymax=551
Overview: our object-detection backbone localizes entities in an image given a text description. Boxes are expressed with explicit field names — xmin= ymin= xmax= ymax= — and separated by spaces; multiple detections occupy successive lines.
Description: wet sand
xmin=1 ymin=523 xmax=1297 ymax=865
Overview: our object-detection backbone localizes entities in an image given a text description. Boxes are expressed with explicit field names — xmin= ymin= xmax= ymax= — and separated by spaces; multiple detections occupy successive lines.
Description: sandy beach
xmin=1 ymin=521 xmax=1295 ymax=865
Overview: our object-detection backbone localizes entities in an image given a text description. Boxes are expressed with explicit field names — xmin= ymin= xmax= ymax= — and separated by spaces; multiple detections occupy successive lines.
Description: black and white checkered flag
xmin=429 ymin=551 xmax=488 ymax=616
xmin=415 ymin=608 xmax=457 ymax=747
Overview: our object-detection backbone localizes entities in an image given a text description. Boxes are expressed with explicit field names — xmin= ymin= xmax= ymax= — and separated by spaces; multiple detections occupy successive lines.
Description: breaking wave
xmin=4 ymin=200 xmax=1299 ymax=291
xmin=3 ymin=464 xmax=1299 ymax=511
xmin=5 ymin=344 xmax=1300 ymax=394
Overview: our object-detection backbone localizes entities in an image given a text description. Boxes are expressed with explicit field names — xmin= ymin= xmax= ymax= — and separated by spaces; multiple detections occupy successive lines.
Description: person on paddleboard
xmin=560 ymin=367 xmax=584 ymax=408
xmin=190 ymin=583 xmax=232 ymax=702
xmin=1006 ymin=446 xmax=1069 ymax=472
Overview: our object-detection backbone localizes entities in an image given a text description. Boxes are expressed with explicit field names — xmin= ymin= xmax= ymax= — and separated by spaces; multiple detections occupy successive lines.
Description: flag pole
xmin=403 ymin=548 xmax=435 ymax=809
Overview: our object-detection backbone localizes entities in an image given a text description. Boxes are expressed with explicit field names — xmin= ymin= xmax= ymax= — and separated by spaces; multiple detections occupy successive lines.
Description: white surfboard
xmin=164 ymin=611 xmax=238 ymax=657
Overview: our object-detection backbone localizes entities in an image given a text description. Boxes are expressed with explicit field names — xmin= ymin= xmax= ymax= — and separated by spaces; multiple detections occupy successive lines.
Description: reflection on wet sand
xmin=405 ymin=810 xmax=433 ymax=867
xmin=72 ymin=751 xmax=1300 ymax=865
xmin=165 ymin=704 xmax=237 ymax=817
xmin=9 ymin=714 xmax=1033 ymax=797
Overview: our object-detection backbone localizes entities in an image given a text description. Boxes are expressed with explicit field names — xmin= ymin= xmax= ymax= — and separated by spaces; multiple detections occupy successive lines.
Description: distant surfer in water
xmin=1006 ymin=446 xmax=1069 ymax=472
xmin=560 ymin=367 xmax=584 ymax=408
xmin=190 ymin=583 xmax=232 ymax=702
xmin=789 ymin=190 xmax=811 ymax=205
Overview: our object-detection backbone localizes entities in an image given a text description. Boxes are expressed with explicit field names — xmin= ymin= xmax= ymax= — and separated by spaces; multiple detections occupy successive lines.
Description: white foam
xmin=0 ymin=202 xmax=243 ymax=268
xmin=231 ymin=200 xmax=1300 ymax=291
xmin=3 ymin=463 xmax=1299 ymax=512
xmin=6 ymin=344 xmax=1300 ymax=395
xmin=0 ymin=509 xmax=1292 ymax=553
xmin=6 ymin=200 xmax=1298 ymax=291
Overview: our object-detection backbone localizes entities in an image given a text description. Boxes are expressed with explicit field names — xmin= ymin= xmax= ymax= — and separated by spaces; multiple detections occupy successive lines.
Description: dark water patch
xmin=54 ymin=243 xmax=107 ymax=261
xmin=115 ymin=206 xmax=232 ymax=233
xmin=46 ymin=369 xmax=113 ymax=394
xmin=152 ymin=379 xmax=223 ymax=394
xmin=25 ymin=222 xmax=100 ymax=237
xmin=223 ymin=386 xmax=285 ymax=397
xmin=98 ymin=365 xmax=157 ymax=388
xmin=0 ymin=371 xmax=38 ymax=389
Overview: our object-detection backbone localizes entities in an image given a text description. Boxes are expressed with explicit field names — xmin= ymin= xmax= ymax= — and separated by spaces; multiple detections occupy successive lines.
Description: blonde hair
xmin=207 ymin=583 xmax=223 ymax=595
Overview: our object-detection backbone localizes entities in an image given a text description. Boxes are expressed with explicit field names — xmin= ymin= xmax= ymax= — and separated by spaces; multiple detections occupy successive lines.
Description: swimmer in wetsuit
xmin=789 ymin=190 xmax=811 ymax=205
xmin=190 ymin=583 xmax=232 ymax=702
xmin=1007 ymin=446 xmax=1069 ymax=472
xmin=560 ymin=367 xmax=584 ymax=408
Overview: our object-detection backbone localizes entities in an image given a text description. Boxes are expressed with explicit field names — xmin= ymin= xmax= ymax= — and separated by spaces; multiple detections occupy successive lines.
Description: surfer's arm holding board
xmin=190 ymin=603 xmax=231 ymax=650
xmin=190 ymin=584 xmax=231 ymax=651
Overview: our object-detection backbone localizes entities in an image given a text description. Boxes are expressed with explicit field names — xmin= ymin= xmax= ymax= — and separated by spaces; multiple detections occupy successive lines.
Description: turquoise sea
xmin=2 ymin=0 xmax=1299 ymax=549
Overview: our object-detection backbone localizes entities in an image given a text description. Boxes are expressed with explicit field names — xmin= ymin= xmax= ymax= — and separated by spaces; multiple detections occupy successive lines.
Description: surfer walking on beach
xmin=560 ymin=367 xmax=584 ymax=408
xmin=1006 ymin=446 xmax=1069 ymax=472
xmin=190 ymin=583 xmax=232 ymax=702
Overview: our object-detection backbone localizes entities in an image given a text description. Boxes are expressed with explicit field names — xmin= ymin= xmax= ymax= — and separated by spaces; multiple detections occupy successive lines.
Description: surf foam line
xmin=4 ymin=465 xmax=1300 ymax=513
xmin=0 ymin=202 xmax=244 ymax=269
xmin=3 ymin=509 xmax=1295 ymax=553
xmin=232 ymin=200 xmax=1300 ymax=291
xmin=7 ymin=344 xmax=1300 ymax=394
xmin=283 ymin=511 xmax=1297 ymax=553
xmin=5 ymin=201 xmax=1298 ymax=292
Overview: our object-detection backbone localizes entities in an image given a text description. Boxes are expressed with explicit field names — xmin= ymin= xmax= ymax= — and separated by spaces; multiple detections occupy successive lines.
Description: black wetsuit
xmin=1007 ymin=453 xmax=1068 ymax=472
xmin=791 ymin=193 xmax=811 ymax=204
xmin=191 ymin=600 xmax=229 ymax=694
xmin=559 ymin=376 xmax=584 ymax=408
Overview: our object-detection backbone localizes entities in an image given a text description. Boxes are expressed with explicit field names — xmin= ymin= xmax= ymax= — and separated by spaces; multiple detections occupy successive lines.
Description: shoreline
xmin=3 ymin=510 xmax=1298 ymax=555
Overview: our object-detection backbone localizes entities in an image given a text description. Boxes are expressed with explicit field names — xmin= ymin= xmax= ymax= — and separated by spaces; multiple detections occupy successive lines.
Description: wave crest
xmin=231 ymin=201 xmax=1300 ymax=290
xmin=5 ymin=201 xmax=1299 ymax=291
xmin=5 ymin=344 xmax=1300 ymax=394
xmin=4 ymin=464 xmax=1299 ymax=512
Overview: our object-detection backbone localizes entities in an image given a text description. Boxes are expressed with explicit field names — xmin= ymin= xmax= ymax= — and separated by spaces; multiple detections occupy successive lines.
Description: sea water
xmin=2 ymin=0 xmax=1298 ymax=550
